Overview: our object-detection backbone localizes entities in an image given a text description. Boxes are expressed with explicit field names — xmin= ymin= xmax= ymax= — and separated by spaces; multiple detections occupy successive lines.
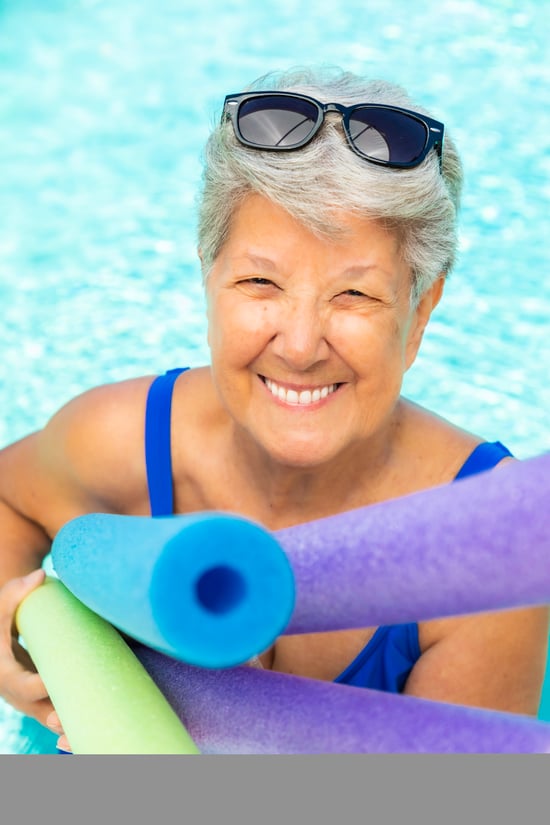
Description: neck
xmin=229 ymin=415 xmax=400 ymax=531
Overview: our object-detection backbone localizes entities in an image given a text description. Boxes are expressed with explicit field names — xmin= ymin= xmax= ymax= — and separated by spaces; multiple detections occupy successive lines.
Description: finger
xmin=0 ymin=634 xmax=49 ymax=701
xmin=0 ymin=646 xmax=52 ymax=721
xmin=0 ymin=570 xmax=45 ymax=645
xmin=0 ymin=571 xmax=47 ymax=686
xmin=12 ymin=640 xmax=40 ymax=674
xmin=46 ymin=710 xmax=64 ymax=734
xmin=56 ymin=734 xmax=72 ymax=753
xmin=2 ymin=672 xmax=51 ymax=712
xmin=10 ymin=669 xmax=50 ymax=702
xmin=32 ymin=696 xmax=58 ymax=728
xmin=0 ymin=572 xmax=59 ymax=728
xmin=2 ymin=694 xmax=57 ymax=729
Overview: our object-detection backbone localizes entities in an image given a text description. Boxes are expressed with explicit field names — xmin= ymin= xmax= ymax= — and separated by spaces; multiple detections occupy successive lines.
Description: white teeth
xmin=264 ymin=378 xmax=337 ymax=406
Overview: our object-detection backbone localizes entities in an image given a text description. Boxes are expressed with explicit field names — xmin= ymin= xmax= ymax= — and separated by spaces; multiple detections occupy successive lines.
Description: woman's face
xmin=205 ymin=193 xmax=441 ymax=468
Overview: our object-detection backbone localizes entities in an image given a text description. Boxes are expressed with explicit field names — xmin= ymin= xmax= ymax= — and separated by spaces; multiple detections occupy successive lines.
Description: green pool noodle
xmin=15 ymin=576 xmax=200 ymax=754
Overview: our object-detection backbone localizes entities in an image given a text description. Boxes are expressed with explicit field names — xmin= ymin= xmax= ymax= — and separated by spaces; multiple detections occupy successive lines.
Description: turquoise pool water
xmin=0 ymin=0 xmax=549 ymax=753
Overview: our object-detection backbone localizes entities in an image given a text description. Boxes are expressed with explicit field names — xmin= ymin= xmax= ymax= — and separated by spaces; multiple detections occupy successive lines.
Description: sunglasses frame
xmin=223 ymin=91 xmax=444 ymax=170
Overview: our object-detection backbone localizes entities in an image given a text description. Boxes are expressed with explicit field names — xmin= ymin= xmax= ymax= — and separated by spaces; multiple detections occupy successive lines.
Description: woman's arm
xmin=405 ymin=605 xmax=550 ymax=715
xmin=0 ymin=377 xmax=154 ymax=728
xmin=0 ymin=442 xmax=63 ymax=728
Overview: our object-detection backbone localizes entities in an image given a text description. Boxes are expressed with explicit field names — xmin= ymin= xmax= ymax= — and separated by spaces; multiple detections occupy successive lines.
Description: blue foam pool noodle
xmin=51 ymin=511 xmax=295 ymax=668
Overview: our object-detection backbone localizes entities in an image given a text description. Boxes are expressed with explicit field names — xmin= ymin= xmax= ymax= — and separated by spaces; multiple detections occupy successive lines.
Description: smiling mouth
xmin=260 ymin=375 xmax=342 ymax=406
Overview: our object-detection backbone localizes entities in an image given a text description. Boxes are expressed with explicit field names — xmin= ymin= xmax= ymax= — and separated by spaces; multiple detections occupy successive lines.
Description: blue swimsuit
xmin=144 ymin=367 xmax=513 ymax=694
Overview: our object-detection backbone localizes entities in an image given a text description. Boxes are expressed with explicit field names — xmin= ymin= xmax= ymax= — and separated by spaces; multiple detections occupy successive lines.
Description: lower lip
xmin=260 ymin=377 xmax=341 ymax=409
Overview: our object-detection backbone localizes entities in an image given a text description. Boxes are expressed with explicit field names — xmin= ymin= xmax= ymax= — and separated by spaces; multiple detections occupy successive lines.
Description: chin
xmin=263 ymin=435 xmax=343 ymax=469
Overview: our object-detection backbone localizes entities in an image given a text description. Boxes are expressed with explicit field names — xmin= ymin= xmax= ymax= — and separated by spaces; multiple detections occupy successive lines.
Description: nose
xmin=270 ymin=296 xmax=330 ymax=371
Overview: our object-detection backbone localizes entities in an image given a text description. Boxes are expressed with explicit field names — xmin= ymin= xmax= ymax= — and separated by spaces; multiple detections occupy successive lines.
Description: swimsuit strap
xmin=454 ymin=440 xmax=513 ymax=481
xmin=145 ymin=373 xmax=512 ymax=511
xmin=144 ymin=367 xmax=189 ymax=516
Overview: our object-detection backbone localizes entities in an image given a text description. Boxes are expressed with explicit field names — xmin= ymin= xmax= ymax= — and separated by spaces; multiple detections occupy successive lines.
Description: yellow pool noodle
xmin=15 ymin=577 xmax=200 ymax=754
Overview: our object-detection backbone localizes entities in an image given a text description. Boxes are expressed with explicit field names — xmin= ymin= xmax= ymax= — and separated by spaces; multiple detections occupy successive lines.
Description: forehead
xmin=205 ymin=195 xmax=413 ymax=306
xmin=221 ymin=193 xmax=404 ymax=267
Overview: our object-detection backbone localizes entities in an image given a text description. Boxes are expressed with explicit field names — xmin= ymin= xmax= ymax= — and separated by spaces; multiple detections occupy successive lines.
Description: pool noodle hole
xmin=195 ymin=565 xmax=247 ymax=614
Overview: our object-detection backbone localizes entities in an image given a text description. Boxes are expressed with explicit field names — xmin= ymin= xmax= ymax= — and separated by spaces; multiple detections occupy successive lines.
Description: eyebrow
xmin=341 ymin=264 xmax=387 ymax=279
xmin=235 ymin=255 xmax=391 ymax=279
xmin=233 ymin=253 xmax=279 ymax=271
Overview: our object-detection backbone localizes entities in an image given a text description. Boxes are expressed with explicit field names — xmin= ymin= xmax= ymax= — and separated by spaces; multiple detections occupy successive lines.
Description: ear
xmin=404 ymin=275 xmax=445 ymax=370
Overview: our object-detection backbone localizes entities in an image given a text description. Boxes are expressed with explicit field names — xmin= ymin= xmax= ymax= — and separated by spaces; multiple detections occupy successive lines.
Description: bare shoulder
xmin=170 ymin=366 xmax=227 ymax=451
xmin=51 ymin=374 xmax=155 ymax=437
xmin=0 ymin=375 xmax=158 ymax=534
xmin=49 ymin=375 xmax=159 ymax=510
xmin=397 ymin=399 xmax=510 ymax=485
xmin=168 ymin=367 xmax=230 ymax=499
xmin=170 ymin=366 xmax=219 ymax=417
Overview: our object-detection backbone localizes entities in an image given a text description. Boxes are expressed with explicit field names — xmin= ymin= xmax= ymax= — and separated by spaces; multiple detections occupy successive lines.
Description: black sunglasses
xmin=223 ymin=91 xmax=444 ymax=170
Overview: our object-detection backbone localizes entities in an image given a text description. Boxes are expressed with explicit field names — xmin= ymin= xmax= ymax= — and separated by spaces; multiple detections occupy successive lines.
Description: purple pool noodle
xmin=275 ymin=452 xmax=550 ymax=633
xmin=132 ymin=642 xmax=550 ymax=753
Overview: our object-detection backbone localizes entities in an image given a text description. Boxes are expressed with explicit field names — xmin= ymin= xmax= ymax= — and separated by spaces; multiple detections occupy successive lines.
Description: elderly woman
xmin=0 ymin=67 xmax=548 ymax=750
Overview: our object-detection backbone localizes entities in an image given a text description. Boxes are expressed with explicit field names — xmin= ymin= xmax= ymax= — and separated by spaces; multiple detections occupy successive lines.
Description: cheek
xmin=332 ymin=313 xmax=406 ymax=366
xmin=207 ymin=295 xmax=275 ymax=359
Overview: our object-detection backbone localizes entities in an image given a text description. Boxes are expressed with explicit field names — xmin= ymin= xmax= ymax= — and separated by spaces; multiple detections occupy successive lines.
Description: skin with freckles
xmin=0 ymin=193 xmax=548 ymax=752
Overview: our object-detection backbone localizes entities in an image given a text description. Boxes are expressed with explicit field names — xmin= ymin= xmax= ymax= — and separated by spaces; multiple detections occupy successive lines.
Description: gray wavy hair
xmin=197 ymin=66 xmax=463 ymax=305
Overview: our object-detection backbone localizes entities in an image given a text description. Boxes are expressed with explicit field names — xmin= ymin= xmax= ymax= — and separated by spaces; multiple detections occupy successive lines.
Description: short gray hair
xmin=197 ymin=66 xmax=463 ymax=305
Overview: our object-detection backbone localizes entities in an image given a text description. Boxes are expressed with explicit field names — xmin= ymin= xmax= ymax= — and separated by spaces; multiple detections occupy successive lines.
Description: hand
xmin=0 ymin=570 xmax=57 ymax=728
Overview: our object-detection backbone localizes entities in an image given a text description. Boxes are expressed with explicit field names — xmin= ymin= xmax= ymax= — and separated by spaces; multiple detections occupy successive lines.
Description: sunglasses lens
xmin=237 ymin=95 xmax=319 ymax=148
xmin=349 ymin=108 xmax=428 ymax=164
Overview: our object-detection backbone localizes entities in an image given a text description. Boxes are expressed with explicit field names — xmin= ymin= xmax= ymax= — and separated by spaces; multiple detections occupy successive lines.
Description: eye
xmin=244 ymin=277 xmax=276 ymax=286
xmin=331 ymin=288 xmax=383 ymax=309
xmin=333 ymin=288 xmax=369 ymax=301
xmin=236 ymin=276 xmax=280 ymax=293
xmin=341 ymin=289 xmax=366 ymax=297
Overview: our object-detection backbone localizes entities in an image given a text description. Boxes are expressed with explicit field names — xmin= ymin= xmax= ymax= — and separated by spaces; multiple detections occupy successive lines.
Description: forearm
xmin=0 ymin=432 xmax=60 ymax=584
xmin=0 ymin=498 xmax=52 ymax=585
xmin=0 ymin=496 xmax=55 ymax=726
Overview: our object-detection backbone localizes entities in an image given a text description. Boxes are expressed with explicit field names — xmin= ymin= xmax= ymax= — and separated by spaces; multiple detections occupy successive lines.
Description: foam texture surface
xmin=276 ymin=452 xmax=550 ymax=632
xmin=16 ymin=578 xmax=200 ymax=754
xmin=133 ymin=643 xmax=550 ymax=754
xmin=52 ymin=511 xmax=295 ymax=667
